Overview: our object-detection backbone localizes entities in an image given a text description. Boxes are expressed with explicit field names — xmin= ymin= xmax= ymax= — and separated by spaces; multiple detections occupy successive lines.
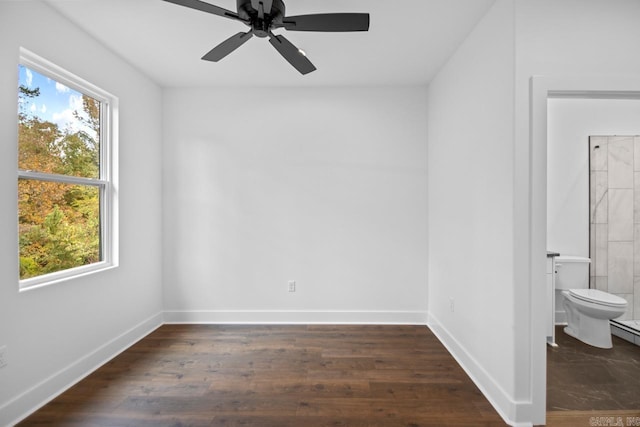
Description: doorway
xmin=531 ymin=76 xmax=640 ymax=425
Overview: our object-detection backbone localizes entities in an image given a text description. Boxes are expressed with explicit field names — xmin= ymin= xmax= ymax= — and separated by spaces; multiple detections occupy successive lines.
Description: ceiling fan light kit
xmin=163 ymin=0 xmax=370 ymax=75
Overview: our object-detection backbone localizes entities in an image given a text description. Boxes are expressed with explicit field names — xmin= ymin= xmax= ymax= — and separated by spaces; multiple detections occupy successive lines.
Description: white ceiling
xmin=45 ymin=0 xmax=495 ymax=88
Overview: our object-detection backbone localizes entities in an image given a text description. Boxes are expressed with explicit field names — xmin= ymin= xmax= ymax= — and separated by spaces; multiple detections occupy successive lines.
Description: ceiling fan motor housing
xmin=237 ymin=0 xmax=285 ymax=37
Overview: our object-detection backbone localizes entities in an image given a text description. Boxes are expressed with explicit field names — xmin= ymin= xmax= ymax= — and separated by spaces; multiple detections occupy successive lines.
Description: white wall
xmin=0 ymin=2 xmax=164 ymax=424
xmin=426 ymin=0 xmax=517 ymax=423
xmin=162 ymin=86 xmax=428 ymax=324
xmin=428 ymin=1 xmax=640 ymax=423
xmin=514 ymin=0 xmax=640 ymax=424
xmin=547 ymin=98 xmax=640 ymax=257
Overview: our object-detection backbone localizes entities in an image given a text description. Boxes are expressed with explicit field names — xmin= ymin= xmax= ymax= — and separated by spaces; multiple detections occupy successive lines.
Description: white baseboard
xmin=163 ymin=310 xmax=428 ymax=325
xmin=2 ymin=312 xmax=164 ymax=427
xmin=427 ymin=313 xmax=533 ymax=427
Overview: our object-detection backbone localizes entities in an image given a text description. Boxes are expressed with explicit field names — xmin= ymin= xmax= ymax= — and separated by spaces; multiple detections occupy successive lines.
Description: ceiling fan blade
xmin=250 ymin=0 xmax=273 ymax=18
xmin=282 ymin=13 xmax=370 ymax=32
xmin=269 ymin=34 xmax=316 ymax=75
xmin=163 ymin=0 xmax=246 ymax=23
xmin=202 ymin=31 xmax=254 ymax=62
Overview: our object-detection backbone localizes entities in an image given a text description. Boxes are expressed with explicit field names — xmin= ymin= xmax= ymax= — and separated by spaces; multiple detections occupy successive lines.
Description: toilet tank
xmin=555 ymin=256 xmax=590 ymax=290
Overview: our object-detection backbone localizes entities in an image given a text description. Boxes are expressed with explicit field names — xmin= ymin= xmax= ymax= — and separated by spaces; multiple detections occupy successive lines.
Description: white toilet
xmin=555 ymin=256 xmax=627 ymax=349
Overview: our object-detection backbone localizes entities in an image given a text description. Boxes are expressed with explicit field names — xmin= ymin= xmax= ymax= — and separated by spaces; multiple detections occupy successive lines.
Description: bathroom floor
xmin=547 ymin=325 xmax=640 ymax=412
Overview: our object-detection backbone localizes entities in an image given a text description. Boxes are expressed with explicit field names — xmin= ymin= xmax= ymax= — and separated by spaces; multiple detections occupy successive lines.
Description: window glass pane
xmin=18 ymin=65 xmax=100 ymax=179
xmin=19 ymin=179 xmax=101 ymax=280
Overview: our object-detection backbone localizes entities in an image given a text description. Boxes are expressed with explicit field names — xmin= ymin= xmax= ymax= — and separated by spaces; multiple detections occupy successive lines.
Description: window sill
xmin=19 ymin=262 xmax=118 ymax=292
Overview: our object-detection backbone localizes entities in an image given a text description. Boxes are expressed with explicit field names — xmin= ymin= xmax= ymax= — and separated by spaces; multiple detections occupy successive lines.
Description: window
xmin=17 ymin=49 xmax=117 ymax=290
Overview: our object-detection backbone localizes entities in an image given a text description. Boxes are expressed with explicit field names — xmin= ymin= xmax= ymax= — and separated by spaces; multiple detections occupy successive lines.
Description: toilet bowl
xmin=554 ymin=256 xmax=628 ymax=349
xmin=562 ymin=288 xmax=627 ymax=349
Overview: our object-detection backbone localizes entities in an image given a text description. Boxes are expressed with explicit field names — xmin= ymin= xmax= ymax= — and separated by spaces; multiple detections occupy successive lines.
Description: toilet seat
xmin=568 ymin=288 xmax=627 ymax=308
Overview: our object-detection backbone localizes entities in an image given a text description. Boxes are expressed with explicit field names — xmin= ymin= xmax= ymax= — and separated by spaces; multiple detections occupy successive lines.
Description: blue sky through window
xmin=18 ymin=64 xmax=97 ymax=140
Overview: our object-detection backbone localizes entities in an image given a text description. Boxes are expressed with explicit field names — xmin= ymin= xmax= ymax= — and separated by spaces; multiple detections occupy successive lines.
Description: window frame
xmin=18 ymin=48 xmax=118 ymax=291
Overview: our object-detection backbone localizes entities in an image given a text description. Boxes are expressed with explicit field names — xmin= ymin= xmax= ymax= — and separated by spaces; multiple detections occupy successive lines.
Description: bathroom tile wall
xmin=590 ymin=136 xmax=640 ymax=321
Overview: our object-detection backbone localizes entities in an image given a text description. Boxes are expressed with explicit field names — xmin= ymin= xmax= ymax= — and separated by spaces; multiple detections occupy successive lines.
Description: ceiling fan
xmin=163 ymin=0 xmax=370 ymax=75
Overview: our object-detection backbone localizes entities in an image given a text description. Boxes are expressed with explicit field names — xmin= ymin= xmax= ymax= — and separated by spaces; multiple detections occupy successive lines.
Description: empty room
xmin=1 ymin=1 xmax=640 ymax=426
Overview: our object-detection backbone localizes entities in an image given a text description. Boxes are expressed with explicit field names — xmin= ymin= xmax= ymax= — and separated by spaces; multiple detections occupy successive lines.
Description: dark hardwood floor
xmin=19 ymin=324 xmax=508 ymax=427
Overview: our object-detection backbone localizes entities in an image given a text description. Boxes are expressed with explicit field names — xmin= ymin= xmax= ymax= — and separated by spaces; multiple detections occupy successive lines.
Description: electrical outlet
xmin=0 ymin=346 xmax=7 ymax=369
xmin=449 ymin=298 xmax=455 ymax=313
xmin=288 ymin=280 xmax=296 ymax=292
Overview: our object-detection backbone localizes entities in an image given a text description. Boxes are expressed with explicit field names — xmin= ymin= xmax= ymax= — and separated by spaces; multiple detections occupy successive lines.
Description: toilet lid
xmin=569 ymin=289 xmax=627 ymax=307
